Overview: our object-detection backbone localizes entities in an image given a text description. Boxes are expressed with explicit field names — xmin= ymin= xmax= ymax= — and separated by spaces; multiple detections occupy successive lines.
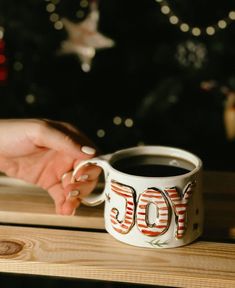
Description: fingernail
xmin=81 ymin=146 xmax=96 ymax=155
xmin=67 ymin=190 xmax=80 ymax=200
xmin=76 ymin=174 xmax=89 ymax=182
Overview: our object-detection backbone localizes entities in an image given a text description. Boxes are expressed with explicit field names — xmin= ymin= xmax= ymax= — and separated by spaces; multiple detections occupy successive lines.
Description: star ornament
xmin=59 ymin=3 xmax=115 ymax=72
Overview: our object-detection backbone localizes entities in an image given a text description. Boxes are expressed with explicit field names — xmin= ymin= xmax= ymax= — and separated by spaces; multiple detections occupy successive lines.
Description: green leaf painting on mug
xmin=147 ymin=239 xmax=169 ymax=248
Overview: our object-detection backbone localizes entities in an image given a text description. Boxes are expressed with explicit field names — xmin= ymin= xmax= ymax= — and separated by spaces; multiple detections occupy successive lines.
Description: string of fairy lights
xmin=45 ymin=0 xmax=90 ymax=31
xmin=44 ymin=0 xmax=235 ymax=139
xmin=46 ymin=0 xmax=235 ymax=36
xmin=156 ymin=0 xmax=235 ymax=36
xmin=44 ymin=0 xmax=134 ymax=138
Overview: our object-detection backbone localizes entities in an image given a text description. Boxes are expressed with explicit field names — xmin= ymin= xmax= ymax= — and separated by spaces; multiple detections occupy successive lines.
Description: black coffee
xmin=112 ymin=155 xmax=195 ymax=177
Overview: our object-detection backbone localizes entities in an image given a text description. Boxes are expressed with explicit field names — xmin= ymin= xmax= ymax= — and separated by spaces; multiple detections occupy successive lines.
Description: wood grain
xmin=0 ymin=176 xmax=104 ymax=230
xmin=203 ymin=171 xmax=235 ymax=240
xmin=0 ymin=171 xmax=234 ymax=241
xmin=0 ymin=225 xmax=234 ymax=288
xmin=0 ymin=172 xmax=234 ymax=286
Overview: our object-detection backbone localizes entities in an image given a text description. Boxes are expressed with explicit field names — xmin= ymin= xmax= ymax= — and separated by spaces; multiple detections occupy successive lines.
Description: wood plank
xmin=0 ymin=225 xmax=234 ymax=288
xmin=203 ymin=171 xmax=235 ymax=241
xmin=0 ymin=172 xmax=234 ymax=241
xmin=0 ymin=176 xmax=104 ymax=230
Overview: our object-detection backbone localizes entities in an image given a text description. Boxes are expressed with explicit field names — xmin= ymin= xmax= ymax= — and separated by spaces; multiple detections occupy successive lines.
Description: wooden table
xmin=0 ymin=171 xmax=234 ymax=288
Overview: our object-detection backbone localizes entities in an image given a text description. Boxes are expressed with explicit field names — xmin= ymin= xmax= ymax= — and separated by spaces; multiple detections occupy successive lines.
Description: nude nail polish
xmin=81 ymin=146 xmax=96 ymax=155
xmin=67 ymin=190 xmax=80 ymax=200
xmin=76 ymin=174 xmax=89 ymax=182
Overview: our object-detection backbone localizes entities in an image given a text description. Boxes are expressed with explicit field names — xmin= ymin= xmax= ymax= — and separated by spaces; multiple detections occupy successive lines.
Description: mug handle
xmin=71 ymin=154 xmax=111 ymax=206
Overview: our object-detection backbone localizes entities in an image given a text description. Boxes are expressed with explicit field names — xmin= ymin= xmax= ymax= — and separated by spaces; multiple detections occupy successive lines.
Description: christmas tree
xmin=1 ymin=0 xmax=235 ymax=170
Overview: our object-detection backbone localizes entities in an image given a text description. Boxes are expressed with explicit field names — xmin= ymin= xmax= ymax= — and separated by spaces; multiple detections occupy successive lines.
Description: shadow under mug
xmin=72 ymin=146 xmax=203 ymax=248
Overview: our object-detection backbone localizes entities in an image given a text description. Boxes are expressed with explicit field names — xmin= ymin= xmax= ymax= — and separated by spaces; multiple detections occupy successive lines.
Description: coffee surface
xmin=112 ymin=155 xmax=195 ymax=177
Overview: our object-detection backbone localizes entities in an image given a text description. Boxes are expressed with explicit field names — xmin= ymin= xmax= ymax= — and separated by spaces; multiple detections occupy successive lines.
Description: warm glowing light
xmin=54 ymin=21 xmax=63 ymax=30
xmin=113 ymin=116 xmax=122 ymax=125
xmin=161 ymin=5 xmax=170 ymax=15
xmin=46 ymin=3 xmax=55 ymax=13
xmin=81 ymin=63 xmax=91 ymax=72
xmin=229 ymin=11 xmax=235 ymax=20
xmin=217 ymin=20 xmax=227 ymax=29
xmin=156 ymin=0 xmax=231 ymax=36
xmin=124 ymin=118 xmax=134 ymax=128
xmin=180 ymin=23 xmax=189 ymax=32
xmin=50 ymin=13 xmax=59 ymax=22
xmin=206 ymin=26 xmax=215 ymax=35
xmin=25 ymin=94 xmax=36 ymax=104
xmin=169 ymin=15 xmax=179 ymax=25
xmin=191 ymin=27 xmax=201 ymax=36
xmin=97 ymin=129 xmax=105 ymax=138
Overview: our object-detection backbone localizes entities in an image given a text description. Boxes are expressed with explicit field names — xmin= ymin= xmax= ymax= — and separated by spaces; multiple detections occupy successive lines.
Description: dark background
xmin=0 ymin=1 xmax=234 ymax=287
xmin=1 ymin=0 xmax=235 ymax=170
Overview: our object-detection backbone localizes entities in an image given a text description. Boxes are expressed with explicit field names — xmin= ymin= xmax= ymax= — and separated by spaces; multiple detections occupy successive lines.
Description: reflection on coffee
xmin=112 ymin=155 xmax=195 ymax=177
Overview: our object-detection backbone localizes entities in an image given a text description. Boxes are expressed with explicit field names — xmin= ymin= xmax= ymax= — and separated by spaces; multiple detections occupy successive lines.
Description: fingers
xmin=61 ymin=164 xmax=101 ymax=187
xmin=74 ymin=164 xmax=102 ymax=182
xmin=65 ymin=179 xmax=99 ymax=199
xmin=50 ymin=165 xmax=100 ymax=215
xmin=47 ymin=182 xmax=83 ymax=216
xmin=61 ymin=179 xmax=99 ymax=215
xmin=61 ymin=192 xmax=81 ymax=216
xmin=28 ymin=119 xmax=100 ymax=216
xmin=47 ymin=183 xmax=68 ymax=215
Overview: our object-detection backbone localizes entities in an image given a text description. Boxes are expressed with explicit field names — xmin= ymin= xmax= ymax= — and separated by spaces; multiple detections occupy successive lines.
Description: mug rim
xmin=107 ymin=145 xmax=202 ymax=180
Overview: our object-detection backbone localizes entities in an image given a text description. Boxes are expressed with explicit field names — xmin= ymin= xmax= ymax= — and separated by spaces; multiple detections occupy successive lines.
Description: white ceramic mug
xmin=73 ymin=146 xmax=203 ymax=248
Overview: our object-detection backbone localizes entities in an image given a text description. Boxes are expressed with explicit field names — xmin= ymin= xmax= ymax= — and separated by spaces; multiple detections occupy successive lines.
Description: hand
xmin=0 ymin=119 xmax=101 ymax=215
